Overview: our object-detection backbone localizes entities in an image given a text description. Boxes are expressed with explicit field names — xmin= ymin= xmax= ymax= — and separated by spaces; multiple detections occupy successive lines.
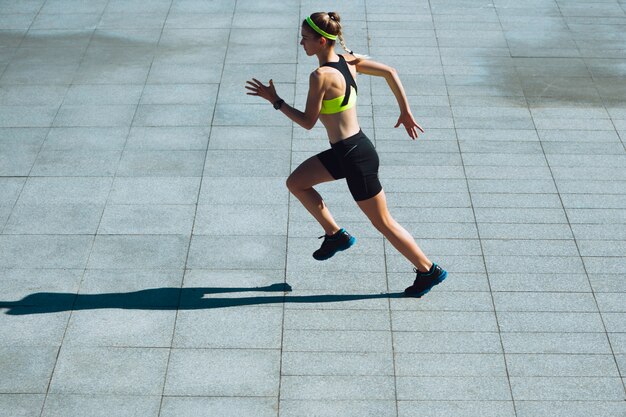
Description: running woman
xmin=246 ymin=11 xmax=447 ymax=297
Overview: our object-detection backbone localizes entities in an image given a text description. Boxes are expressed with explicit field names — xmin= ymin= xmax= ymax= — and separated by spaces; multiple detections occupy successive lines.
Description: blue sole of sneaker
xmin=406 ymin=270 xmax=448 ymax=298
xmin=312 ymin=236 xmax=356 ymax=261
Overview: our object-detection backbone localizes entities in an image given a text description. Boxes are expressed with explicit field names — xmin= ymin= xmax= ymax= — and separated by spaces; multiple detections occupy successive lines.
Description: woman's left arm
xmin=354 ymin=59 xmax=424 ymax=140
xmin=246 ymin=72 xmax=324 ymax=130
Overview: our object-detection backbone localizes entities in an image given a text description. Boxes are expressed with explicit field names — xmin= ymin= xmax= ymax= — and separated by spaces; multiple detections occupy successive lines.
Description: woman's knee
xmin=286 ymin=173 xmax=306 ymax=194
xmin=369 ymin=214 xmax=393 ymax=233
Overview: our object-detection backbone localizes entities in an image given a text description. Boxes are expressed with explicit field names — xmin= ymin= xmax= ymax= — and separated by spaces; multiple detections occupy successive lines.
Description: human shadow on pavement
xmin=0 ymin=283 xmax=404 ymax=315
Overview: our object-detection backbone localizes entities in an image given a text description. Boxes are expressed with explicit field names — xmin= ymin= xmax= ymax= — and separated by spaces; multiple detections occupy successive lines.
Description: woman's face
xmin=300 ymin=26 xmax=322 ymax=56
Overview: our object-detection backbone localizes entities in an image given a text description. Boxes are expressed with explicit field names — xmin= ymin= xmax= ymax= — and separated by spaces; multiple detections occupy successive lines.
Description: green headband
xmin=305 ymin=16 xmax=337 ymax=40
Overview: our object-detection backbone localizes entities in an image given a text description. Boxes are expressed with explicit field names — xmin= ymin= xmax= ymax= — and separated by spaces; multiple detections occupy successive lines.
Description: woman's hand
xmin=245 ymin=78 xmax=280 ymax=103
xmin=395 ymin=111 xmax=425 ymax=140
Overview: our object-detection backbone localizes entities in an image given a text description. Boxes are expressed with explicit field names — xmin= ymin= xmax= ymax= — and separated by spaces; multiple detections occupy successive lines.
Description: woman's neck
xmin=317 ymin=49 xmax=338 ymax=66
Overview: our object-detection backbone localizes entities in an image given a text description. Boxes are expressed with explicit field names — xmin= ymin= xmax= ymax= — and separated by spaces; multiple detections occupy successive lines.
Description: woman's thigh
xmin=356 ymin=188 xmax=389 ymax=227
xmin=287 ymin=154 xmax=337 ymax=190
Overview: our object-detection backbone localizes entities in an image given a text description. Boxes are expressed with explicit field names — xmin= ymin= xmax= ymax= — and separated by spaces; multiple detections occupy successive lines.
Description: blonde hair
xmin=303 ymin=12 xmax=369 ymax=60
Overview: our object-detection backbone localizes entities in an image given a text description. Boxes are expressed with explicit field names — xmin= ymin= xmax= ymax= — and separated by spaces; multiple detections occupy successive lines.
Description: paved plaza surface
xmin=1 ymin=0 xmax=626 ymax=416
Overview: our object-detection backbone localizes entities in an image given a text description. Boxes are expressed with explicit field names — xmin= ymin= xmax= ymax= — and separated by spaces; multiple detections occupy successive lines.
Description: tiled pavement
xmin=1 ymin=0 xmax=626 ymax=416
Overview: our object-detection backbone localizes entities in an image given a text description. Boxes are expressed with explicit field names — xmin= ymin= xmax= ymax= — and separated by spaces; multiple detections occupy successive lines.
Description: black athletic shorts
xmin=316 ymin=130 xmax=383 ymax=201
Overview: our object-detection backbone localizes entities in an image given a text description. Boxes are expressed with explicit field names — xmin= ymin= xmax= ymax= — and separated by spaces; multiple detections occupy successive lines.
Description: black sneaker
xmin=312 ymin=228 xmax=356 ymax=260
xmin=404 ymin=263 xmax=447 ymax=298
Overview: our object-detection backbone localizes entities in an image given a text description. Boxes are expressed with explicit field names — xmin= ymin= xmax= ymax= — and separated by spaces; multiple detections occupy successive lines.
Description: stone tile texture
xmin=0 ymin=0 xmax=625 ymax=416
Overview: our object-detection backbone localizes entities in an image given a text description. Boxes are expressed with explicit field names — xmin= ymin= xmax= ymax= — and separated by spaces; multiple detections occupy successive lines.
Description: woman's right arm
xmin=245 ymin=71 xmax=324 ymax=130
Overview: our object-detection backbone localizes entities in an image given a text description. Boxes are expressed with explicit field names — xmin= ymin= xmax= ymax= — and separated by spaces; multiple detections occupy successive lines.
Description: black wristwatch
xmin=273 ymin=98 xmax=284 ymax=110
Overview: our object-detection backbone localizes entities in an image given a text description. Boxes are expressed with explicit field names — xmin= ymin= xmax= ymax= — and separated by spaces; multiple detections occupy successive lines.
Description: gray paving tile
xmin=283 ymin=330 xmax=392 ymax=353
xmin=282 ymin=351 xmax=393 ymax=376
xmin=0 ymin=347 xmax=58 ymax=393
xmin=164 ymin=348 xmax=280 ymax=396
xmin=126 ymin=126 xmax=210 ymax=150
xmin=208 ymin=125 xmax=291 ymax=150
xmin=475 ymin=207 xmax=568 ymax=224
xmin=49 ymin=347 xmax=169 ymax=395
xmin=589 ymin=273 xmax=626 ymax=292
xmin=482 ymin=239 xmax=579 ymax=257
xmin=74 ymin=62 xmax=151 ymax=84
xmin=468 ymin=179 xmax=557 ymax=194
xmin=64 ymin=309 xmax=177 ymax=347
xmin=562 ymin=194 xmax=626 ymax=209
xmin=489 ymin=273 xmax=591 ymax=292
xmin=390 ymin=291 xmax=494 ymax=311
xmin=0 ymin=235 xmax=93 ymax=268
xmin=188 ymin=235 xmax=285 ymax=269
xmin=485 ymin=256 xmax=585 ymax=274
xmin=53 ymin=105 xmax=136 ymax=127
xmin=556 ymin=179 xmax=626 ymax=194
xmin=284 ymin=266 xmax=385 ymax=290
xmin=41 ymin=394 xmax=161 ymax=417
xmin=472 ymin=193 xmax=561 ymax=208
xmin=280 ymin=400 xmax=396 ymax=417
xmin=117 ymin=150 xmax=205 ymax=177
xmin=198 ymin=176 xmax=288 ymax=205
xmin=392 ymin=311 xmax=498 ymax=332
xmin=30 ymin=149 xmax=121 ymax=176
xmin=140 ymin=83 xmax=218 ymax=105
xmin=133 ymin=104 xmax=213 ymax=127
xmin=585 ymin=257 xmax=626 ymax=275
xmin=4 ymin=204 xmax=102 ymax=235
xmin=397 ymin=401 xmax=516 ymax=417
xmin=0 ymin=105 xmax=58 ymax=127
xmin=578 ymin=240 xmax=626 ymax=257
xmin=603 ymin=313 xmax=626 ymax=332
xmin=203 ymin=149 xmax=291 ymax=177
xmin=498 ymin=312 xmax=606 ymax=333
xmin=43 ymin=127 xmax=128 ymax=151
xmin=0 ymin=309 xmax=69 ymax=345
xmin=280 ymin=376 xmax=395 ymax=400
xmin=173 ymin=307 xmax=283 ymax=348
xmin=182 ymin=268 xmax=283 ymax=293
xmin=396 ymin=353 xmax=506 ymax=377
xmin=160 ymin=397 xmax=277 ymax=417
xmin=0 ymin=394 xmax=44 ymax=417
xmin=502 ymin=332 xmax=613 ymax=354
xmin=98 ymin=204 xmax=195 ymax=235
xmin=0 ymin=268 xmax=83 ymax=307
xmin=595 ymin=293 xmax=626 ymax=313
xmin=493 ymin=292 xmax=598 ymax=312
xmin=515 ymin=401 xmax=626 ymax=417
xmin=17 ymin=177 xmax=112 ymax=205
xmin=0 ymin=85 xmax=67 ymax=106
xmin=506 ymin=354 xmax=619 ymax=377
xmin=0 ymin=177 xmax=26 ymax=205
xmin=64 ymin=84 xmax=143 ymax=105
xmin=281 ymin=289 xmax=393 ymax=311
xmin=88 ymin=235 xmax=189 ymax=269
xmin=81 ymin=267 xmax=181 ymax=292
xmin=397 ymin=377 xmax=512 ymax=400
xmin=109 ymin=177 xmax=200 ymax=204
xmin=283 ymin=309 xmax=390 ymax=331
xmin=510 ymin=376 xmax=624 ymax=400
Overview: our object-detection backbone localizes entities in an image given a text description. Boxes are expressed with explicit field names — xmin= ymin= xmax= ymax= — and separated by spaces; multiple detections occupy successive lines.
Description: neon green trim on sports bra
xmin=320 ymin=86 xmax=357 ymax=115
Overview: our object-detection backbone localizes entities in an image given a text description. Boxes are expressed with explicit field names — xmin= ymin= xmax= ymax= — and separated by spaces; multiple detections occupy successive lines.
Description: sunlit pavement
xmin=1 ymin=0 xmax=625 ymax=416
